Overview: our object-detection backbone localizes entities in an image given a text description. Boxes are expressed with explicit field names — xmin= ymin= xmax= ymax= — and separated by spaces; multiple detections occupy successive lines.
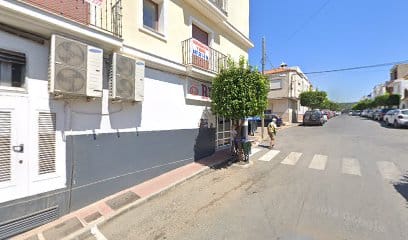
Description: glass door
xmin=216 ymin=116 xmax=231 ymax=149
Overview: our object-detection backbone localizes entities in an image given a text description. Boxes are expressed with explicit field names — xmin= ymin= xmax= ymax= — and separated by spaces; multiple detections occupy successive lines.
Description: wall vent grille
xmin=0 ymin=206 xmax=58 ymax=239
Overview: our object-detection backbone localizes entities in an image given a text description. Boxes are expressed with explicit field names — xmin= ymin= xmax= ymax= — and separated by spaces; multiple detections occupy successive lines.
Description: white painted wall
xmin=0 ymin=30 xmax=66 ymax=200
xmin=392 ymin=80 xmax=408 ymax=97
xmin=66 ymin=67 xmax=210 ymax=135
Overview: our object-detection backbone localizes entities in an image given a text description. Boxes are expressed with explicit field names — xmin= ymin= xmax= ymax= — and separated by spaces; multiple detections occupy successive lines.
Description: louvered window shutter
xmin=0 ymin=111 xmax=11 ymax=182
xmin=38 ymin=112 xmax=56 ymax=175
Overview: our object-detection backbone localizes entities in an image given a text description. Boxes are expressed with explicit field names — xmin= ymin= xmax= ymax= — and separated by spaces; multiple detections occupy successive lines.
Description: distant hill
xmin=337 ymin=102 xmax=357 ymax=110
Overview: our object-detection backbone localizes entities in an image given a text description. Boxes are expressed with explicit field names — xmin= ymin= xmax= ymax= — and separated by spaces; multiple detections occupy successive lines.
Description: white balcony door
xmin=0 ymin=95 xmax=29 ymax=203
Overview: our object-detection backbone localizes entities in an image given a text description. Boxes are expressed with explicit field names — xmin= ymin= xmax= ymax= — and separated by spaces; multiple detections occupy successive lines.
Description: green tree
xmin=211 ymin=57 xmax=268 ymax=161
xmin=387 ymin=94 xmax=401 ymax=107
xmin=374 ymin=94 xmax=389 ymax=107
xmin=300 ymin=90 xmax=328 ymax=109
xmin=352 ymin=99 xmax=374 ymax=110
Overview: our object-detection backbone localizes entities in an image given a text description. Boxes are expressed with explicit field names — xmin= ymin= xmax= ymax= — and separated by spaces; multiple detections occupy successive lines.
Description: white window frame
xmin=139 ymin=0 xmax=168 ymax=41
xmin=0 ymin=48 xmax=28 ymax=93
xmin=189 ymin=16 xmax=214 ymax=47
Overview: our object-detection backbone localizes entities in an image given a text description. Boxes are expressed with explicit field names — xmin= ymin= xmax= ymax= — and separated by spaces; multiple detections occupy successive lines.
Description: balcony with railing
xmin=21 ymin=0 xmax=122 ymax=37
xmin=209 ymin=0 xmax=228 ymax=15
xmin=182 ymin=38 xmax=227 ymax=75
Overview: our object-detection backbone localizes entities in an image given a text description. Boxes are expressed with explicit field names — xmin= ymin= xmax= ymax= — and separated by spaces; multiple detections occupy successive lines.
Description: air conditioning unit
xmin=110 ymin=53 xmax=145 ymax=102
xmin=49 ymin=34 xmax=103 ymax=97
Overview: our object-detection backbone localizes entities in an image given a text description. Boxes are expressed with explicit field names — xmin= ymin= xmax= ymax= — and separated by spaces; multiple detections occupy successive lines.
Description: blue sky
xmin=249 ymin=0 xmax=408 ymax=102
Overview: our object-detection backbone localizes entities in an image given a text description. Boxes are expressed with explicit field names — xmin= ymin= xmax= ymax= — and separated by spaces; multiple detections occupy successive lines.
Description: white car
xmin=385 ymin=109 xmax=408 ymax=128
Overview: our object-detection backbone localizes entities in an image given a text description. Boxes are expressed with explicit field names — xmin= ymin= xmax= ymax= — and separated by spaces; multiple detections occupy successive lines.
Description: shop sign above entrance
xmin=186 ymin=78 xmax=211 ymax=102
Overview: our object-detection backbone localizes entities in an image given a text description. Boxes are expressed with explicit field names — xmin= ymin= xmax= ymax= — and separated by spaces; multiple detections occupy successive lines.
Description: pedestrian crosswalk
xmin=250 ymin=147 xmax=405 ymax=181
xmin=280 ymin=152 xmax=302 ymax=165
xmin=376 ymin=161 xmax=401 ymax=181
xmin=258 ymin=150 xmax=280 ymax=162
xmin=308 ymin=154 xmax=328 ymax=171
xmin=342 ymin=158 xmax=361 ymax=176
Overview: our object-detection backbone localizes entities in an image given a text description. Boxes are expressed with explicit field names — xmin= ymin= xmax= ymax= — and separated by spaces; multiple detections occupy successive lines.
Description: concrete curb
xmin=61 ymin=156 xmax=233 ymax=240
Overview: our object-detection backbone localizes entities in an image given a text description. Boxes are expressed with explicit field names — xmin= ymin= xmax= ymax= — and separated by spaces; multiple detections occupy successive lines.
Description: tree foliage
xmin=352 ymin=94 xmax=401 ymax=110
xmin=299 ymin=91 xmax=328 ymax=109
xmin=211 ymin=57 xmax=268 ymax=120
xmin=374 ymin=94 xmax=389 ymax=107
xmin=352 ymin=99 xmax=374 ymax=110
xmin=211 ymin=57 xmax=268 ymax=162
xmin=387 ymin=94 xmax=401 ymax=107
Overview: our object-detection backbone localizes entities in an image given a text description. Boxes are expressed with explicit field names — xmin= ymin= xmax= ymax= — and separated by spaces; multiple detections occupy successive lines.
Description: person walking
xmin=267 ymin=118 xmax=277 ymax=149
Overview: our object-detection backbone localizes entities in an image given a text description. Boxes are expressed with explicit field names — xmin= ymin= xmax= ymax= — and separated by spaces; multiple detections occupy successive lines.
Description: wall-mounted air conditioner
xmin=49 ymin=34 xmax=103 ymax=97
xmin=110 ymin=53 xmax=145 ymax=102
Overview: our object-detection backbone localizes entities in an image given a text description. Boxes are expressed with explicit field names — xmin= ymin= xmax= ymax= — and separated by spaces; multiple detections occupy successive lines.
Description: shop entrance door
xmin=0 ymin=95 xmax=29 ymax=203
xmin=216 ymin=117 xmax=231 ymax=149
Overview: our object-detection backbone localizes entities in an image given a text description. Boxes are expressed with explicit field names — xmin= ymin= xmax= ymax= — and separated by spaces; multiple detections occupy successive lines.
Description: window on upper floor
xmin=192 ymin=24 xmax=209 ymax=46
xmin=0 ymin=48 xmax=25 ymax=88
xmin=141 ymin=0 xmax=167 ymax=40
xmin=143 ymin=0 xmax=159 ymax=31
xmin=270 ymin=79 xmax=282 ymax=90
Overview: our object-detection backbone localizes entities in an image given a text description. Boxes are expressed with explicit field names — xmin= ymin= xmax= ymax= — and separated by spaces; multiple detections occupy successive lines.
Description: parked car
xmin=385 ymin=109 xmax=408 ymax=128
xmin=254 ymin=114 xmax=283 ymax=127
xmin=303 ymin=110 xmax=324 ymax=126
xmin=384 ymin=110 xmax=397 ymax=125
xmin=322 ymin=110 xmax=332 ymax=119
xmin=352 ymin=110 xmax=361 ymax=116
xmin=367 ymin=110 xmax=374 ymax=119
xmin=378 ymin=108 xmax=396 ymax=122
xmin=373 ymin=109 xmax=382 ymax=120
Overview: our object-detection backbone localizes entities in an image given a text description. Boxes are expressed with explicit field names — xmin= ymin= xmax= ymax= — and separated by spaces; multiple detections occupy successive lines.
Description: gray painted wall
xmin=0 ymin=128 xmax=215 ymax=238
xmin=67 ymin=128 xmax=215 ymax=210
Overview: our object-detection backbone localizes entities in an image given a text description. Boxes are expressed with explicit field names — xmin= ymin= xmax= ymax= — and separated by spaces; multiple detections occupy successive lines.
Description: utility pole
xmin=261 ymin=37 xmax=266 ymax=140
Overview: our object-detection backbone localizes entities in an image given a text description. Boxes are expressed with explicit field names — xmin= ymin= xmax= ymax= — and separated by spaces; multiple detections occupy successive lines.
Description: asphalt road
xmin=90 ymin=115 xmax=408 ymax=240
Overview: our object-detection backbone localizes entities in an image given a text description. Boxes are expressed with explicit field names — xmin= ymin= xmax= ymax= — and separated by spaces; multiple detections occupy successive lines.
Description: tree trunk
xmin=235 ymin=119 xmax=245 ymax=162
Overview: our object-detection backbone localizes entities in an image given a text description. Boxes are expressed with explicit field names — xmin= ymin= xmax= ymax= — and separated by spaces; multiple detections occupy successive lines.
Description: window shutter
xmin=0 ymin=48 xmax=26 ymax=65
xmin=192 ymin=24 xmax=209 ymax=46
xmin=0 ymin=111 xmax=11 ymax=182
xmin=38 ymin=112 xmax=56 ymax=175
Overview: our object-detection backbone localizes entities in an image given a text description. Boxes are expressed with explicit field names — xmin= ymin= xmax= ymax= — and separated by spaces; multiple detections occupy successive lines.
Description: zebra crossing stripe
xmin=258 ymin=150 xmax=280 ymax=162
xmin=342 ymin=158 xmax=361 ymax=176
xmin=250 ymin=148 xmax=262 ymax=157
xmin=308 ymin=154 xmax=328 ymax=170
xmin=377 ymin=161 xmax=401 ymax=181
xmin=281 ymin=152 xmax=302 ymax=165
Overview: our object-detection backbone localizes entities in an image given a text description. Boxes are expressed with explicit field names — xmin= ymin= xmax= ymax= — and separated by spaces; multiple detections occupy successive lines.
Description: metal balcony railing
xmin=182 ymin=38 xmax=227 ymax=74
xmin=21 ymin=0 xmax=122 ymax=38
xmin=208 ymin=0 xmax=228 ymax=15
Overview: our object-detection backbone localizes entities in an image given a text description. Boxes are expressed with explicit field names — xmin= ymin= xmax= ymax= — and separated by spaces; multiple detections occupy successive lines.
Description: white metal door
xmin=0 ymin=96 xmax=29 ymax=203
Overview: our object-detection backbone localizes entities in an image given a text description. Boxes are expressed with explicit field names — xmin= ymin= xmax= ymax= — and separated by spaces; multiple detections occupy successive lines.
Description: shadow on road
xmin=394 ymin=173 xmax=408 ymax=207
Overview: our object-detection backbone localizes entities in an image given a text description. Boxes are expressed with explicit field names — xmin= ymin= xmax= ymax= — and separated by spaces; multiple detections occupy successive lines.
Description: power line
xmin=285 ymin=0 xmax=331 ymax=42
xmin=304 ymin=60 xmax=408 ymax=75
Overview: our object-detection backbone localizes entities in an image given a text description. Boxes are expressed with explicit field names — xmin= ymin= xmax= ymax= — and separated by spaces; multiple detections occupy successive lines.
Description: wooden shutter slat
xmin=38 ymin=112 xmax=56 ymax=175
xmin=0 ymin=111 xmax=11 ymax=182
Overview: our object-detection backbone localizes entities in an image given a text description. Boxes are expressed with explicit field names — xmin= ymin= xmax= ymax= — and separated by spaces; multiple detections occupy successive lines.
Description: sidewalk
xmin=14 ymin=150 xmax=233 ymax=240
xmin=248 ymin=123 xmax=299 ymax=147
